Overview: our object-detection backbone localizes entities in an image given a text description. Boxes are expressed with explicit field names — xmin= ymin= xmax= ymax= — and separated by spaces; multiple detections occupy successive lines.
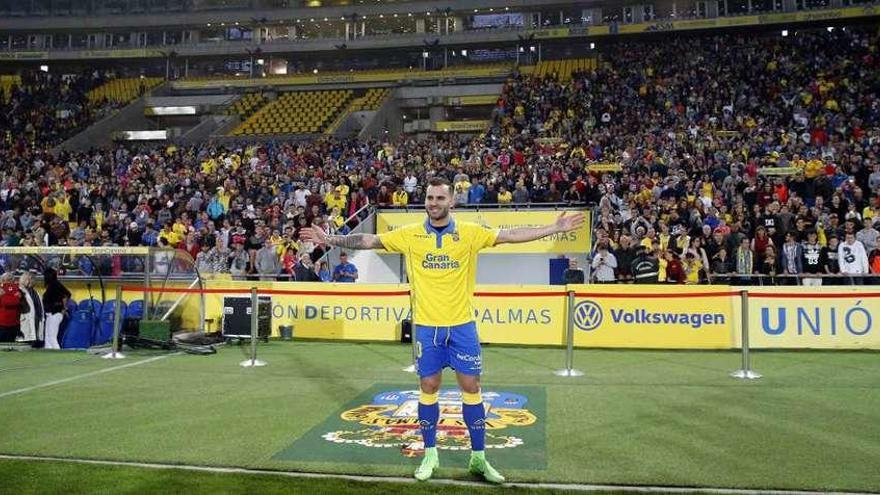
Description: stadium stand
xmin=0 ymin=71 xmax=103 ymax=146
xmin=522 ymin=58 xmax=599 ymax=81
xmin=0 ymin=20 xmax=878 ymax=284
xmin=4 ymin=4 xmax=880 ymax=491
xmin=230 ymin=90 xmax=353 ymax=136
xmin=322 ymin=88 xmax=391 ymax=135
xmin=225 ymin=92 xmax=268 ymax=119
xmin=492 ymin=28 xmax=880 ymax=282
xmin=350 ymin=88 xmax=390 ymax=112
xmin=87 ymin=77 xmax=163 ymax=105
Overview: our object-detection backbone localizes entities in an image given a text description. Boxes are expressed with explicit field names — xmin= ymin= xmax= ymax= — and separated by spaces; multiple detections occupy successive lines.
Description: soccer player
xmin=300 ymin=177 xmax=585 ymax=483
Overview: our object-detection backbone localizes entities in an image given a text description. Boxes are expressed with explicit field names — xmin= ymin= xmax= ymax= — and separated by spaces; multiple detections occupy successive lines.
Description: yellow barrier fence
xmin=746 ymin=287 xmax=880 ymax=349
xmin=60 ymin=281 xmax=880 ymax=350
xmin=569 ymin=285 xmax=737 ymax=349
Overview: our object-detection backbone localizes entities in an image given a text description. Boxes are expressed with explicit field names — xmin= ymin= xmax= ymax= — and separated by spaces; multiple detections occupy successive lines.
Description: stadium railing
xmin=708 ymin=273 xmax=880 ymax=286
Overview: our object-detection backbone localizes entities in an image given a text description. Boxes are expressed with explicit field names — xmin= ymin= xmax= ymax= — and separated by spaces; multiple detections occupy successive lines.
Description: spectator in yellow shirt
xmin=324 ymin=188 xmax=347 ymax=213
xmin=53 ymin=193 xmax=72 ymax=223
xmin=201 ymin=158 xmax=216 ymax=175
xmin=328 ymin=206 xmax=345 ymax=230
xmin=863 ymin=199 xmax=879 ymax=222
xmin=40 ymin=195 xmax=56 ymax=216
xmin=217 ymin=187 xmax=231 ymax=210
xmin=159 ymin=224 xmax=182 ymax=248
xmin=392 ymin=185 xmax=409 ymax=207
xmin=270 ymin=231 xmax=286 ymax=257
xmin=172 ymin=219 xmax=187 ymax=238
xmin=497 ymin=186 xmax=513 ymax=204
xmin=684 ymin=252 xmax=702 ymax=284
xmin=804 ymin=159 xmax=824 ymax=179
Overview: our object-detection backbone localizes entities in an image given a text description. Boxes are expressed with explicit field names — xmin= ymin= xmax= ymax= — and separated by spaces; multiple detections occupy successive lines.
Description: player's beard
xmin=426 ymin=204 xmax=451 ymax=224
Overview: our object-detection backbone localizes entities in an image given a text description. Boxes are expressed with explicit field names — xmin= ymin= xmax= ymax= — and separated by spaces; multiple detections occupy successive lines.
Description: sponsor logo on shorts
xmin=455 ymin=352 xmax=482 ymax=370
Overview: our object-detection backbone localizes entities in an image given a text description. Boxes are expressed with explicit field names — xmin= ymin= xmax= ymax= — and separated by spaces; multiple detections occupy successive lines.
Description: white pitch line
xmin=0 ymin=454 xmax=875 ymax=495
xmin=0 ymin=353 xmax=177 ymax=399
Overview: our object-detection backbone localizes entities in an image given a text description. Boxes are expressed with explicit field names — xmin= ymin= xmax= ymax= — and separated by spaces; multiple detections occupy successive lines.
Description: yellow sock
xmin=461 ymin=391 xmax=482 ymax=405
xmin=419 ymin=391 xmax=439 ymax=405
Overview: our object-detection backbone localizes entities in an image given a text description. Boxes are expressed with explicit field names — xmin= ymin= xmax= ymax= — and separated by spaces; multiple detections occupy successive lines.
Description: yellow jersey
xmin=378 ymin=218 xmax=499 ymax=326
xmin=54 ymin=197 xmax=72 ymax=222
xmin=392 ymin=191 xmax=409 ymax=206
xmin=159 ymin=229 xmax=181 ymax=247
xmin=324 ymin=193 xmax=346 ymax=212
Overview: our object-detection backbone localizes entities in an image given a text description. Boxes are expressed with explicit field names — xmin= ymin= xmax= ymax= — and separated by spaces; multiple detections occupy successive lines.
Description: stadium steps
xmin=323 ymin=88 xmax=390 ymax=136
xmin=229 ymin=89 xmax=354 ymax=136
xmin=180 ymin=114 xmax=237 ymax=144
xmin=225 ymin=92 xmax=268 ymax=120
xmin=350 ymin=88 xmax=391 ymax=112
xmin=56 ymin=80 xmax=168 ymax=152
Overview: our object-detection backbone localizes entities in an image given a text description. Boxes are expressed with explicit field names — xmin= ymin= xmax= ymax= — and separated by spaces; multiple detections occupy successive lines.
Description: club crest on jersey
xmin=321 ymin=389 xmax=536 ymax=457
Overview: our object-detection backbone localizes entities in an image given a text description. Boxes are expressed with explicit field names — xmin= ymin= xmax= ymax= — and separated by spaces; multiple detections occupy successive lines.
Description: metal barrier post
xmin=102 ymin=286 xmax=126 ymax=360
xmin=554 ymin=290 xmax=584 ymax=377
xmin=143 ymin=252 xmax=152 ymax=318
xmin=731 ymin=289 xmax=761 ymax=379
xmin=240 ymin=288 xmax=267 ymax=367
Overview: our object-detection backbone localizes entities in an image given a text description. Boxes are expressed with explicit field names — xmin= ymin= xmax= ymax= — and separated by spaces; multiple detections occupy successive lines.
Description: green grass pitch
xmin=1 ymin=341 xmax=879 ymax=493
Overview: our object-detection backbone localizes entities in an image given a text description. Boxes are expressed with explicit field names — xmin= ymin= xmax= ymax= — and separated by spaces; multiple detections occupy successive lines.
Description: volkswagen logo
xmin=573 ymin=300 xmax=603 ymax=331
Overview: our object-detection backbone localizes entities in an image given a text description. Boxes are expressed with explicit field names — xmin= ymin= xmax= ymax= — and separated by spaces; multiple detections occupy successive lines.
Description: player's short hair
xmin=426 ymin=176 xmax=452 ymax=195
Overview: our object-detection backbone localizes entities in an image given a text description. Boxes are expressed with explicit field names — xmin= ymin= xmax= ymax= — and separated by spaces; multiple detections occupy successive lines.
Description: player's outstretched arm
xmin=300 ymin=227 xmax=385 ymax=250
xmin=495 ymin=212 xmax=586 ymax=245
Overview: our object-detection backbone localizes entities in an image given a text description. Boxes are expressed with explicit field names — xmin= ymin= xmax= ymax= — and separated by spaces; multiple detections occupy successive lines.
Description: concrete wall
xmin=57 ymin=92 xmax=155 ymax=152
xmin=335 ymin=110 xmax=375 ymax=137
xmin=181 ymin=115 xmax=236 ymax=144
xmin=395 ymin=83 xmax=504 ymax=101
xmin=358 ymin=92 xmax=403 ymax=139
xmin=145 ymin=94 xmax=237 ymax=106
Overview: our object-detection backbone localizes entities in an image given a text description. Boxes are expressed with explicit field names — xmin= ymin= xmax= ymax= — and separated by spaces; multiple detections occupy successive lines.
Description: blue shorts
xmin=414 ymin=321 xmax=482 ymax=378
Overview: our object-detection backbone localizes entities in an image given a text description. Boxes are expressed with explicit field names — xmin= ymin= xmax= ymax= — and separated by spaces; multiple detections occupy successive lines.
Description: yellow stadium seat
xmin=228 ymin=88 xmax=355 ymax=136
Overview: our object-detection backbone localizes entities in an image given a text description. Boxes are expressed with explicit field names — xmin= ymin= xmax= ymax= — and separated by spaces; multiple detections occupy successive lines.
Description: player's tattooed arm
xmin=496 ymin=224 xmax=560 ymax=244
xmin=325 ymin=234 xmax=385 ymax=250
xmin=299 ymin=227 xmax=384 ymax=250
xmin=495 ymin=212 xmax=587 ymax=244
xmin=299 ymin=227 xmax=385 ymax=249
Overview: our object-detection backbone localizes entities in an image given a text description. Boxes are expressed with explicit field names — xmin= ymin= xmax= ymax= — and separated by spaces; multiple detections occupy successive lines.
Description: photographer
xmin=590 ymin=242 xmax=618 ymax=283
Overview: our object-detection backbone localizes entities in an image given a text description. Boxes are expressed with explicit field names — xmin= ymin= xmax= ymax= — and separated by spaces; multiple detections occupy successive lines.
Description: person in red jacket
xmin=664 ymin=250 xmax=686 ymax=284
xmin=0 ymin=272 xmax=25 ymax=342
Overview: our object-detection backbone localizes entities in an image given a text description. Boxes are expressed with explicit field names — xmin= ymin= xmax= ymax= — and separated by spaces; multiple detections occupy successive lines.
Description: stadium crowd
xmin=0 ymin=70 xmax=127 ymax=148
xmin=0 ymin=27 xmax=878 ymax=284
xmin=494 ymin=26 xmax=880 ymax=284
